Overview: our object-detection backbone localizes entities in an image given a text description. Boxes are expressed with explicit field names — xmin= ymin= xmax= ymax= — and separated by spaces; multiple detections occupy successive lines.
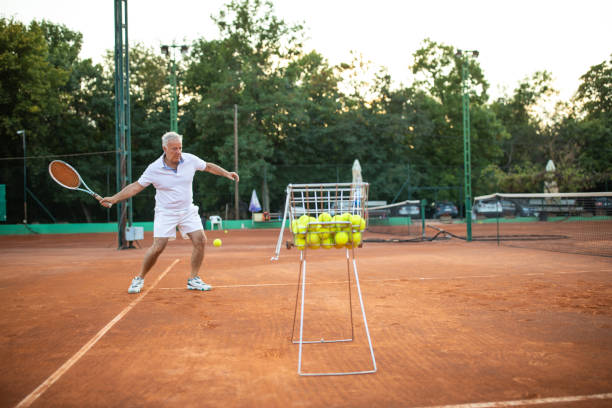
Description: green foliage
xmin=491 ymin=71 xmax=554 ymax=168
xmin=0 ymin=19 xmax=65 ymax=144
xmin=1 ymin=2 xmax=610 ymax=223
xmin=575 ymin=54 xmax=612 ymax=118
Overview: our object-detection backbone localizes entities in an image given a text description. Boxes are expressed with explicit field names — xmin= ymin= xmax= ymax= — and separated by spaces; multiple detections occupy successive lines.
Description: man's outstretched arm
xmin=204 ymin=163 xmax=239 ymax=182
xmin=99 ymin=182 xmax=146 ymax=208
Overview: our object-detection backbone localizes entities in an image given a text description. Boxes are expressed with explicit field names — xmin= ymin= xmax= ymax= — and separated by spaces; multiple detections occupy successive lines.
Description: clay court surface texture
xmin=0 ymin=228 xmax=611 ymax=407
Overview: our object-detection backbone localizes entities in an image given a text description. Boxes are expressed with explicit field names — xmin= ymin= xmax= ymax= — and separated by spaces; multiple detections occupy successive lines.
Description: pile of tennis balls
xmin=290 ymin=212 xmax=366 ymax=250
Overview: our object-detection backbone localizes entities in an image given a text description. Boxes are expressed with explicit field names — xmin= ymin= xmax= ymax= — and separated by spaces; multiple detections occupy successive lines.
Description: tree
xmin=560 ymin=55 xmax=612 ymax=189
xmin=184 ymin=0 xmax=306 ymax=216
xmin=490 ymin=71 xmax=554 ymax=168
xmin=0 ymin=19 xmax=66 ymax=150
xmin=407 ymin=39 xmax=506 ymax=202
xmin=575 ymin=54 xmax=612 ymax=119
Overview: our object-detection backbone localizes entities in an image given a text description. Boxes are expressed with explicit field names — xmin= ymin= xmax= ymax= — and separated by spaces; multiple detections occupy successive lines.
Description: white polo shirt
xmin=137 ymin=152 xmax=207 ymax=211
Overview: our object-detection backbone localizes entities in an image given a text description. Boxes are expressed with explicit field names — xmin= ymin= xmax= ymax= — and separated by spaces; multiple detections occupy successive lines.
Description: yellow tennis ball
xmin=213 ymin=238 xmax=222 ymax=247
xmin=333 ymin=214 xmax=347 ymax=232
xmin=335 ymin=231 xmax=349 ymax=246
xmin=308 ymin=216 xmax=320 ymax=232
xmin=351 ymin=232 xmax=362 ymax=246
xmin=294 ymin=236 xmax=306 ymax=250
xmin=224 ymin=229 xmax=228 ymax=234
xmin=307 ymin=233 xmax=320 ymax=249
xmin=291 ymin=219 xmax=299 ymax=234
xmin=321 ymin=236 xmax=334 ymax=249
xmin=360 ymin=218 xmax=366 ymax=232
xmin=331 ymin=215 xmax=341 ymax=232
xmin=318 ymin=212 xmax=332 ymax=222
xmin=350 ymin=214 xmax=362 ymax=230
xmin=298 ymin=214 xmax=309 ymax=233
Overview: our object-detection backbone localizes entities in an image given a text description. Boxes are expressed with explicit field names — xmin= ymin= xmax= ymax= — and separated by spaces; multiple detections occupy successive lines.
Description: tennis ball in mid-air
xmin=224 ymin=230 xmax=228 ymax=234
xmin=335 ymin=231 xmax=349 ymax=246
xmin=213 ymin=238 xmax=222 ymax=247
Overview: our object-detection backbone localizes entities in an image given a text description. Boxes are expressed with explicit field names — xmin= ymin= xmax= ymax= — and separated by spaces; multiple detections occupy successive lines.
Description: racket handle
xmin=93 ymin=193 xmax=113 ymax=208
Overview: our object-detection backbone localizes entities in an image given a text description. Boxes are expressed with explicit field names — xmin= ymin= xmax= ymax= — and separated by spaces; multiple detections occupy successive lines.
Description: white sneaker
xmin=128 ymin=276 xmax=144 ymax=294
xmin=187 ymin=276 xmax=212 ymax=291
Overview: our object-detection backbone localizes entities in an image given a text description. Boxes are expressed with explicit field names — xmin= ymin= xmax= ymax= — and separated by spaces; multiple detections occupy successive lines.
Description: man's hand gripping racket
xmin=48 ymin=160 xmax=113 ymax=208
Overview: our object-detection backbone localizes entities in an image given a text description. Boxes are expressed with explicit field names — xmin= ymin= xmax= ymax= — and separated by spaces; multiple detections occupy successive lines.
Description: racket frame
xmin=48 ymin=160 xmax=111 ymax=207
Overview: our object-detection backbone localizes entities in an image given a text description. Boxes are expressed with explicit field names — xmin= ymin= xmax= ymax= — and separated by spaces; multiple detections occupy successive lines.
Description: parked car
xmin=474 ymin=199 xmax=539 ymax=218
xmin=366 ymin=200 xmax=390 ymax=219
xmin=433 ymin=201 xmax=459 ymax=218
xmin=473 ymin=200 xmax=501 ymax=218
xmin=510 ymin=201 xmax=539 ymax=217
xmin=391 ymin=203 xmax=421 ymax=218
xmin=501 ymin=200 xmax=540 ymax=217
xmin=594 ymin=197 xmax=612 ymax=215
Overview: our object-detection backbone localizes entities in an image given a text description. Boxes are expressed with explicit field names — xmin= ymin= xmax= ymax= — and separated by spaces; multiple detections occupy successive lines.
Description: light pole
xmin=455 ymin=49 xmax=479 ymax=242
xmin=16 ymin=130 xmax=27 ymax=224
xmin=161 ymin=44 xmax=189 ymax=132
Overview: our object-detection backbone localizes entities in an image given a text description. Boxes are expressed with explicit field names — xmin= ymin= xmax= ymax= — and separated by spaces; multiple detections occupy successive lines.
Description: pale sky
xmin=2 ymin=0 xmax=611 ymax=103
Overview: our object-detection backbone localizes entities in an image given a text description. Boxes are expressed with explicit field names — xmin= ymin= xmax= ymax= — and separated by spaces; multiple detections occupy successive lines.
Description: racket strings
xmin=50 ymin=161 xmax=80 ymax=188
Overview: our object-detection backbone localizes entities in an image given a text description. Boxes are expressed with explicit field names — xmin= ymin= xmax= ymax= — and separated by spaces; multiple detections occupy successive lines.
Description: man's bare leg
xmin=187 ymin=230 xmax=206 ymax=279
xmin=139 ymin=237 xmax=169 ymax=278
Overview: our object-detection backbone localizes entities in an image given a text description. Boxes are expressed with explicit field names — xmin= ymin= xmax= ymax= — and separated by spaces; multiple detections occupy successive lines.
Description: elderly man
xmin=99 ymin=131 xmax=239 ymax=293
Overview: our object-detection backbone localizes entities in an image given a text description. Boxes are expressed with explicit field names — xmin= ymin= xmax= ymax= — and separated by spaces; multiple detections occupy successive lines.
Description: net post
xmin=114 ymin=0 xmax=133 ymax=249
xmin=496 ymin=194 xmax=500 ymax=246
xmin=421 ymin=199 xmax=427 ymax=240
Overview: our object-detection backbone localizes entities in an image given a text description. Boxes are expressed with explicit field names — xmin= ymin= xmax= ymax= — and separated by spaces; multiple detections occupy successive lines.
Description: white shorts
xmin=153 ymin=205 xmax=204 ymax=239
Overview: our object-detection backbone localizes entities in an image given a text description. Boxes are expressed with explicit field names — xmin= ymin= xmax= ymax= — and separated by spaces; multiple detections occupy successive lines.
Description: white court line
xmin=158 ymin=280 xmax=349 ymax=290
xmin=14 ymin=259 xmax=180 ymax=408
xmin=156 ymin=267 xmax=612 ymax=290
xmin=413 ymin=392 xmax=612 ymax=408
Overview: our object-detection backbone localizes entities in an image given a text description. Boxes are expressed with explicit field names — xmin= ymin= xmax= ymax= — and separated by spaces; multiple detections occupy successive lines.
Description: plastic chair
xmin=209 ymin=215 xmax=222 ymax=230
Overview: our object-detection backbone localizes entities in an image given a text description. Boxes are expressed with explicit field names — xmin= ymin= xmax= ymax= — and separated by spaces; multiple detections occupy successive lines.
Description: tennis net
xmin=365 ymin=199 xmax=426 ymax=242
xmin=472 ymin=192 xmax=612 ymax=257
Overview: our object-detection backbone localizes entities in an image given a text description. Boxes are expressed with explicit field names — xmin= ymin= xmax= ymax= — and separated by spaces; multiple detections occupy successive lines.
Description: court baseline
xmin=414 ymin=391 xmax=612 ymax=408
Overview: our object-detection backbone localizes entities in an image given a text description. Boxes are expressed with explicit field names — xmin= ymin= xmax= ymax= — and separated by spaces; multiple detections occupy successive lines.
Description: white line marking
xmin=413 ymin=392 xmax=612 ymax=408
xmin=157 ymin=268 xmax=611 ymax=291
xmin=158 ymin=280 xmax=349 ymax=290
xmin=14 ymin=259 xmax=180 ymax=408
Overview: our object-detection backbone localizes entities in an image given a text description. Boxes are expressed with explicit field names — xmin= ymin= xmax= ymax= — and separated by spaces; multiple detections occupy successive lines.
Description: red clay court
xmin=1 ymin=229 xmax=611 ymax=407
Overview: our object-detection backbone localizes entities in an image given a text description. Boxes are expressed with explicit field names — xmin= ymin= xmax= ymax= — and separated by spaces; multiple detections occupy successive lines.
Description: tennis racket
xmin=48 ymin=160 xmax=112 ymax=208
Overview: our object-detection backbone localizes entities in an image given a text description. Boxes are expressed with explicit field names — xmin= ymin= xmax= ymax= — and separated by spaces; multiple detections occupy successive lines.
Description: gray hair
xmin=161 ymin=131 xmax=183 ymax=147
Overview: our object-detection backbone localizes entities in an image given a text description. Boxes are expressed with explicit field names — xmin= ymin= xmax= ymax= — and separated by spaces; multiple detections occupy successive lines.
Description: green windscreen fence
xmin=0 ymin=185 xmax=6 ymax=222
